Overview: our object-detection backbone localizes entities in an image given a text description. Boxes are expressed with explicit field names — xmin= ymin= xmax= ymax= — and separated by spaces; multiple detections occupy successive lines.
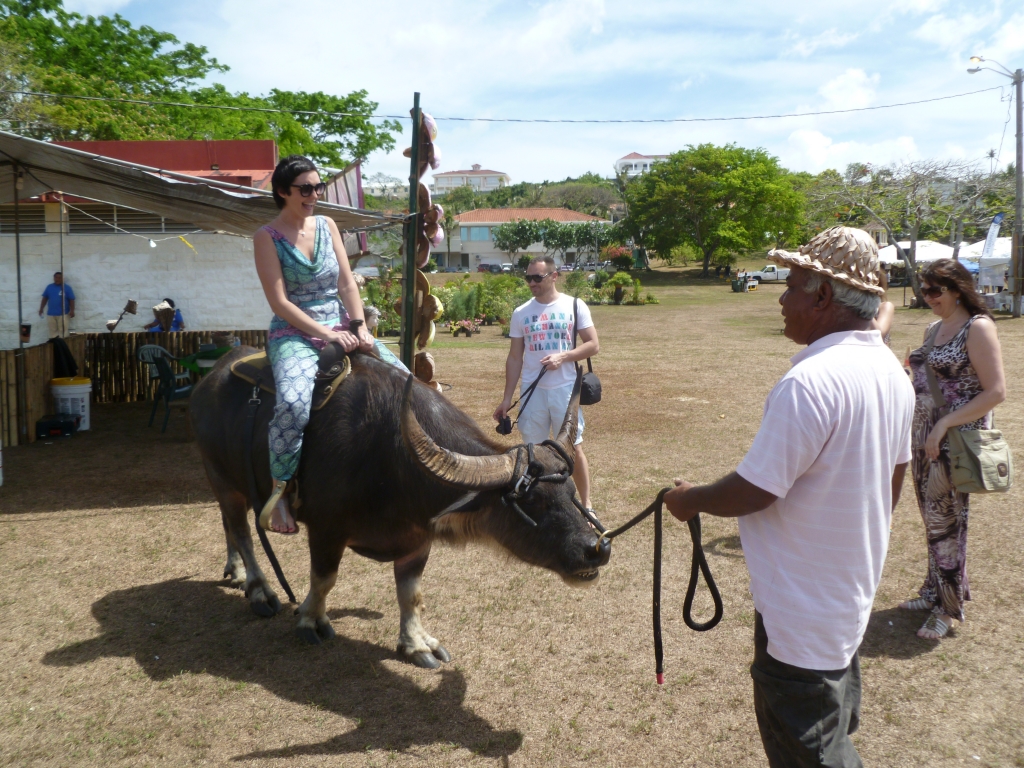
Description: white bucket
xmin=51 ymin=377 xmax=92 ymax=431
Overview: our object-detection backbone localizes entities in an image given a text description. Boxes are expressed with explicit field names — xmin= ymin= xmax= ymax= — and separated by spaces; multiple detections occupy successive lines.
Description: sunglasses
xmin=524 ymin=271 xmax=554 ymax=283
xmin=920 ymin=284 xmax=948 ymax=298
xmin=291 ymin=182 xmax=327 ymax=197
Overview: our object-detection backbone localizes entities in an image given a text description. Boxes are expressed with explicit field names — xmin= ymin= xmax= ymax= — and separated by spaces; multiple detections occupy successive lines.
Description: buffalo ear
xmin=431 ymin=491 xmax=483 ymax=520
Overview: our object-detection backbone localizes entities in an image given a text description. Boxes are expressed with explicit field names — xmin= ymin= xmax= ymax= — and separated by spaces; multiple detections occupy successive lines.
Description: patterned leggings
xmin=267 ymin=330 xmax=408 ymax=482
xmin=267 ymin=334 xmax=320 ymax=482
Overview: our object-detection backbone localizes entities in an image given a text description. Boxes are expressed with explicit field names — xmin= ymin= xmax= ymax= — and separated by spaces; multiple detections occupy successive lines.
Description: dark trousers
xmin=751 ymin=611 xmax=862 ymax=768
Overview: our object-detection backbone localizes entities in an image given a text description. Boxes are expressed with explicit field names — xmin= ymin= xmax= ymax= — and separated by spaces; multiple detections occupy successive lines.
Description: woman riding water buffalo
xmin=254 ymin=154 xmax=403 ymax=535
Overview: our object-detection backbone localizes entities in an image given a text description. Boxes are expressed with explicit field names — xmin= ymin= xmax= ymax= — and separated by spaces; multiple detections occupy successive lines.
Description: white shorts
xmin=47 ymin=314 xmax=72 ymax=338
xmin=518 ymin=383 xmax=584 ymax=446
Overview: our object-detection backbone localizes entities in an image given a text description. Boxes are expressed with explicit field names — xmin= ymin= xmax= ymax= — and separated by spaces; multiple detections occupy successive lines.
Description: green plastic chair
xmin=137 ymin=345 xmax=193 ymax=433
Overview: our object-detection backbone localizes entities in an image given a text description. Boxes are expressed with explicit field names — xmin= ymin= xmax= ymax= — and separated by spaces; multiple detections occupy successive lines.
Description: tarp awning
xmin=0 ymin=130 xmax=401 ymax=237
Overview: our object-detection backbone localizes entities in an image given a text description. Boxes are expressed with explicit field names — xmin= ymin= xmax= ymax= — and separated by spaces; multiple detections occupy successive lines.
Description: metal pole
xmin=59 ymin=193 xmax=66 ymax=336
xmin=400 ymin=92 xmax=421 ymax=369
xmin=1013 ymin=69 xmax=1023 ymax=318
xmin=13 ymin=164 xmax=28 ymax=442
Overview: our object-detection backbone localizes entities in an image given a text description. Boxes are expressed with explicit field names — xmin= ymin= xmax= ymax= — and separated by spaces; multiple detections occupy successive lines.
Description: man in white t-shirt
xmin=493 ymin=255 xmax=599 ymax=510
xmin=665 ymin=228 xmax=915 ymax=768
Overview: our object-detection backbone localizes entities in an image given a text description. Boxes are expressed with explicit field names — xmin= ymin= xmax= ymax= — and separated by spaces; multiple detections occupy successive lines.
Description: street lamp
xmin=969 ymin=55 xmax=1023 ymax=317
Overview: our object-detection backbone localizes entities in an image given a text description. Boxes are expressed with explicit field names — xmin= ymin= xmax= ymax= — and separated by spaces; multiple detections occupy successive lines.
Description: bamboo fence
xmin=1 ymin=336 xmax=86 ymax=446
xmin=0 ymin=330 xmax=265 ymax=446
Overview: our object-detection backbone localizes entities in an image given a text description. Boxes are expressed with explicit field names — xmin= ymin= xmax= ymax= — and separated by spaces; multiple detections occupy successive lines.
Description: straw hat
xmin=768 ymin=227 xmax=885 ymax=296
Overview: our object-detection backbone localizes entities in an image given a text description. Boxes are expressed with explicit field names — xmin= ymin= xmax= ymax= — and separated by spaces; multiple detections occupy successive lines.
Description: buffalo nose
xmin=593 ymin=536 xmax=611 ymax=567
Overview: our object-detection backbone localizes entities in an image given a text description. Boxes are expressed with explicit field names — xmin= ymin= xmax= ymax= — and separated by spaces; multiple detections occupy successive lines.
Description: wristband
xmin=348 ymin=318 xmax=364 ymax=333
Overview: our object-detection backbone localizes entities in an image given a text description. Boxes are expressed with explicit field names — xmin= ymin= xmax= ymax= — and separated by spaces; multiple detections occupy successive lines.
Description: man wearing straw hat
xmin=665 ymin=227 xmax=915 ymax=767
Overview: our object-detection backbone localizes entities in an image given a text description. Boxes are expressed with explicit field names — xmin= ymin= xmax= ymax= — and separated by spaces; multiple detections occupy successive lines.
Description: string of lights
xmin=0 ymin=85 xmax=1006 ymax=124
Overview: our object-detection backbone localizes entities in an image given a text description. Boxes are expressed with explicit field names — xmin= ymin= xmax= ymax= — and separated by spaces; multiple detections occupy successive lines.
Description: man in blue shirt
xmin=38 ymin=272 xmax=75 ymax=338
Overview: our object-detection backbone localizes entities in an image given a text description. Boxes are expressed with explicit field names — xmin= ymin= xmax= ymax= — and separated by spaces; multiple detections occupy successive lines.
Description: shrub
xmin=594 ymin=269 xmax=610 ymax=288
xmin=480 ymin=274 xmax=531 ymax=322
xmin=611 ymin=254 xmax=633 ymax=272
xmin=363 ymin=268 xmax=402 ymax=334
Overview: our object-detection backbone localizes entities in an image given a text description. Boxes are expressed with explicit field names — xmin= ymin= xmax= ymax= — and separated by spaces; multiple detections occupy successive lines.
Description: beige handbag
xmin=922 ymin=324 xmax=1012 ymax=494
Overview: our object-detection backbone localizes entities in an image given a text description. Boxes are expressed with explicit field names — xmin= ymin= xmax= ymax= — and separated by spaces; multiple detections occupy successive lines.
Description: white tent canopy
xmin=0 ymin=130 xmax=399 ymax=236
xmin=878 ymin=240 xmax=956 ymax=266
xmin=957 ymin=236 xmax=1012 ymax=265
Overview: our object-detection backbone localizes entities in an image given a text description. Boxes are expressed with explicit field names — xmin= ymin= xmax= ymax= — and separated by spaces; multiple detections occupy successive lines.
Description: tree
xmin=810 ymin=160 xmax=1011 ymax=303
xmin=539 ymin=182 xmax=621 ymax=218
xmin=540 ymin=219 xmax=576 ymax=263
xmin=493 ymin=219 xmax=541 ymax=259
xmin=570 ymin=222 xmax=611 ymax=265
xmin=0 ymin=0 xmax=399 ymax=164
xmin=438 ymin=186 xmax=477 ymax=268
xmin=623 ymin=144 xmax=803 ymax=276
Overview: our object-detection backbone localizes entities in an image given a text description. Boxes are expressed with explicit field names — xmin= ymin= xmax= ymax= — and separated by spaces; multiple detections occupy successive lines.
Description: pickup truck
xmin=744 ymin=264 xmax=790 ymax=283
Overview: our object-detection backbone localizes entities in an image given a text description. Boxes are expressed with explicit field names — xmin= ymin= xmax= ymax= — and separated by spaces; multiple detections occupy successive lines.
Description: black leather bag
xmin=573 ymin=298 xmax=601 ymax=405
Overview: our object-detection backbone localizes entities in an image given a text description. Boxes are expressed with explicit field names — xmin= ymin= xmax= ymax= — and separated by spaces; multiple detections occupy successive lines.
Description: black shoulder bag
xmin=573 ymin=297 xmax=602 ymax=406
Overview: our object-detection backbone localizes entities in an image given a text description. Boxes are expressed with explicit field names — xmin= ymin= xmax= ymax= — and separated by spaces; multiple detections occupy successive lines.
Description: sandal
xmin=917 ymin=613 xmax=953 ymax=639
xmin=258 ymin=480 xmax=298 ymax=535
xmin=898 ymin=597 xmax=934 ymax=611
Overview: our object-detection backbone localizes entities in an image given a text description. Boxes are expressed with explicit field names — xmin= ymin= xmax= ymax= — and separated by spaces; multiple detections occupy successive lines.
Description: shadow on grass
xmin=705 ymin=534 xmax=745 ymax=559
xmin=858 ymin=606 xmax=938 ymax=659
xmin=42 ymin=577 xmax=523 ymax=760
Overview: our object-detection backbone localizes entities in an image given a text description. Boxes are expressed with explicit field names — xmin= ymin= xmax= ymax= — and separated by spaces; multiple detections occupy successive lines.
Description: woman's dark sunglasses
xmin=921 ymin=284 xmax=948 ymax=298
xmin=291 ymin=182 xmax=327 ymax=197
xmin=524 ymin=271 xmax=554 ymax=283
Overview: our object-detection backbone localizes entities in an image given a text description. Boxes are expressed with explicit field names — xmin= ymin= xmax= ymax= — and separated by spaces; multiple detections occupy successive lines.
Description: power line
xmin=0 ymin=85 xmax=1006 ymax=124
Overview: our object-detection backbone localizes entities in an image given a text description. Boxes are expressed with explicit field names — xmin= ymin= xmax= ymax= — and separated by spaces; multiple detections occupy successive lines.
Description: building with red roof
xmin=437 ymin=207 xmax=609 ymax=271
xmin=432 ymin=164 xmax=510 ymax=194
xmin=614 ymin=152 xmax=668 ymax=177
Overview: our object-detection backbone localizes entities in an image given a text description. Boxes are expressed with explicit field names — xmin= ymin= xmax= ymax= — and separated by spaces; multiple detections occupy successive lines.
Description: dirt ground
xmin=2 ymin=278 xmax=1022 ymax=767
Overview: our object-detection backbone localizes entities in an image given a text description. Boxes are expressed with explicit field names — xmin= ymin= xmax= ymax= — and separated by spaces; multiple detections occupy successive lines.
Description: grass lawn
xmin=2 ymin=274 xmax=1022 ymax=767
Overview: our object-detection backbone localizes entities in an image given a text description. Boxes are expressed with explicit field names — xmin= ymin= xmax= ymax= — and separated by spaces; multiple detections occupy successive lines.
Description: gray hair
xmin=803 ymin=272 xmax=881 ymax=320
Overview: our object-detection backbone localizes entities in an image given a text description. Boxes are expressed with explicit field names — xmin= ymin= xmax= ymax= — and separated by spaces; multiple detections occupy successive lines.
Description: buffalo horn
xmin=400 ymin=375 xmax=517 ymax=489
xmin=553 ymin=367 xmax=582 ymax=459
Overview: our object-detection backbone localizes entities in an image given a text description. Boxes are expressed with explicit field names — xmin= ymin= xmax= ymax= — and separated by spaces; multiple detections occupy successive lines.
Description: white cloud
xmin=782 ymin=129 xmax=919 ymax=173
xmin=62 ymin=0 xmax=134 ymax=14
xmin=817 ymin=69 xmax=880 ymax=110
xmin=913 ymin=10 xmax=993 ymax=52
xmin=985 ymin=12 xmax=1024 ymax=61
xmin=786 ymin=28 xmax=859 ymax=58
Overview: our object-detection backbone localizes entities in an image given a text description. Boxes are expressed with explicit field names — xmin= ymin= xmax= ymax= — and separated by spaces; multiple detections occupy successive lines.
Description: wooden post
xmin=401 ymin=92 xmax=421 ymax=369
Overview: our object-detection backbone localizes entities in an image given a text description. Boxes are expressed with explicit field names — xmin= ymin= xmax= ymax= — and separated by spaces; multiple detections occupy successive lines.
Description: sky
xmin=64 ymin=0 xmax=1024 ymax=185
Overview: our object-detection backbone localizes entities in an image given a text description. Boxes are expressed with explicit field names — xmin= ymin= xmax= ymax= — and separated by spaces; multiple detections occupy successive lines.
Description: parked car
xmin=501 ymin=263 xmax=514 ymax=273
xmin=743 ymin=264 xmax=790 ymax=283
xmin=476 ymin=264 xmax=491 ymax=273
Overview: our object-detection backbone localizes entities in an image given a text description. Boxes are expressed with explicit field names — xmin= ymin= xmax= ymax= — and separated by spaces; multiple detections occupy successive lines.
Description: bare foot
xmin=917 ymin=613 xmax=955 ymax=639
xmin=269 ymin=499 xmax=298 ymax=535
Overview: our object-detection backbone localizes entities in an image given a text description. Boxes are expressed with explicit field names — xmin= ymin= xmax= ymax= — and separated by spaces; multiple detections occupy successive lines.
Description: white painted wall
xmin=0 ymin=232 xmax=270 ymax=349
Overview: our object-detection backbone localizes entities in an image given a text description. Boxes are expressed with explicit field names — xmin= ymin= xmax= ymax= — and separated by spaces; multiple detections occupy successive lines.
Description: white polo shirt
xmin=736 ymin=330 xmax=914 ymax=671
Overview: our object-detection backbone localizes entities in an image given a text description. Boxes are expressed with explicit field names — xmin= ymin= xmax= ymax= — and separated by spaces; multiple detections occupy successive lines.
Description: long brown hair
xmin=919 ymin=259 xmax=992 ymax=318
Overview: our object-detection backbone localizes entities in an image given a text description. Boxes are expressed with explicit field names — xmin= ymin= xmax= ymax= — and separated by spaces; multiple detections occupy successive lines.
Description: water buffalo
xmin=190 ymin=347 xmax=609 ymax=668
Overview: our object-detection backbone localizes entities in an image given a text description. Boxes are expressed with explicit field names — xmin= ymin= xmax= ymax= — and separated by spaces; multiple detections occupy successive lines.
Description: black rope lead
xmin=598 ymin=487 xmax=724 ymax=684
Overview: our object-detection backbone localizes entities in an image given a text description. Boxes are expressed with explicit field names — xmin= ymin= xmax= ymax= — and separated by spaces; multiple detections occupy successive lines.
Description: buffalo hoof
xmin=432 ymin=645 xmax=452 ymax=664
xmin=296 ymin=625 xmax=323 ymax=645
xmin=223 ymin=556 xmax=246 ymax=589
xmin=249 ymin=590 xmax=281 ymax=618
xmin=315 ymin=618 xmax=336 ymax=641
xmin=407 ymin=650 xmax=442 ymax=669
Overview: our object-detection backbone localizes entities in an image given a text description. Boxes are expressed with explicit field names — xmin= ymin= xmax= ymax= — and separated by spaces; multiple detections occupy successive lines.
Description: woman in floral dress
xmin=902 ymin=259 xmax=1005 ymax=638
xmin=253 ymin=155 xmax=391 ymax=535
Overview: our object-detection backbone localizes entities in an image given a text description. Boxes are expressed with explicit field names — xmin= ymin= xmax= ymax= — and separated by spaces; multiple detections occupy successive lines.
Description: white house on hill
xmin=435 ymin=208 xmax=608 ymax=270
xmin=614 ymin=152 xmax=668 ymax=177
xmin=432 ymin=165 xmax=510 ymax=195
